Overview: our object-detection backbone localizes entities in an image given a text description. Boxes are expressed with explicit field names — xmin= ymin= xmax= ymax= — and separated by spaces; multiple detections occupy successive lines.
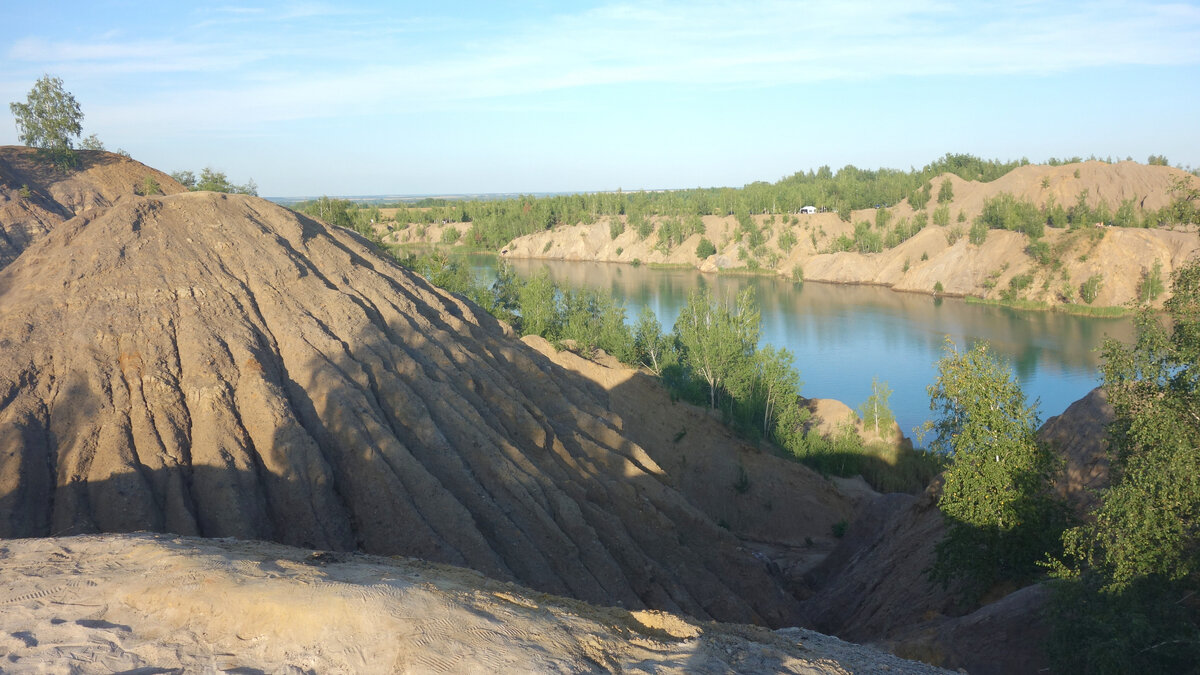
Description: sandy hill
xmin=0 ymin=533 xmax=948 ymax=673
xmin=0 ymin=146 xmax=185 ymax=270
xmin=411 ymin=160 xmax=1198 ymax=308
xmin=0 ymin=147 xmax=868 ymax=629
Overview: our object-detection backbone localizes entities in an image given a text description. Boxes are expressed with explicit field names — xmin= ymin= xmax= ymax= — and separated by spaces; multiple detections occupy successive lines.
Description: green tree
xmin=937 ymin=178 xmax=954 ymax=204
xmin=925 ymin=339 xmax=1067 ymax=601
xmin=9 ymin=75 xmax=83 ymax=167
xmin=560 ymin=287 xmax=634 ymax=361
xmin=170 ymin=170 xmax=197 ymax=190
xmin=859 ymin=377 xmax=895 ymax=437
xmin=1080 ymin=274 xmax=1104 ymax=304
xmin=633 ymin=306 xmax=675 ymax=375
xmin=674 ymin=288 xmax=759 ymax=410
xmin=695 ymin=237 xmax=717 ymax=259
xmin=968 ymin=219 xmax=989 ymax=245
xmin=1048 ymin=259 xmax=1200 ymax=672
xmin=517 ymin=268 xmax=561 ymax=339
xmin=909 ymin=182 xmax=931 ymax=210
xmin=875 ymin=207 xmax=892 ymax=231
xmin=1140 ymin=260 xmax=1165 ymax=303
xmin=777 ymin=229 xmax=798 ymax=252
xmin=933 ymin=205 xmax=950 ymax=227
xmin=79 ymin=133 xmax=105 ymax=151
xmin=189 ymin=167 xmax=258 ymax=196
xmin=755 ymin=345 xmax=801 ymax=437
xmin=139 ymin=175 xmax=161 ymax=196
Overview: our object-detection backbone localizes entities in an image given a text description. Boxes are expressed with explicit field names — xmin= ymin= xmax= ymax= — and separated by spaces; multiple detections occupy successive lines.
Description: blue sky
xmin=3 ymin=1 xmax=1199 ymax=197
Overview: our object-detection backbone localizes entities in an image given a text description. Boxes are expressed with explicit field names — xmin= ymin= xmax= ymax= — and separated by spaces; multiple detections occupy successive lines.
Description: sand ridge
xmin=0 ymin=533 xmax=950 ymax=674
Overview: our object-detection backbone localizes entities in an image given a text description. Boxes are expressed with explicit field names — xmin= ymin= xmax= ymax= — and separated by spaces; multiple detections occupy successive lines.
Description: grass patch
xmin=965 ymin=296 xmax=1052 ymax=312
xmin=786 ymin=427 xmax=946 ymax=494
xmin=388 ymin=243 xmax=496 ymax=255
xmin=1057 ymin=303 xmax=1132 ymax=317
xmin=716 ymin=267 xmax=780 ymax=277
xmin=967 ymin=295 xmax=1132 ymax=318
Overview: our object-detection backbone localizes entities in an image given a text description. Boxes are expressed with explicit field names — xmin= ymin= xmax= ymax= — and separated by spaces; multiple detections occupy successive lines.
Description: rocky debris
xmin=0 ymin=533 xmax=951 ymax=674
xmin=0 ymin=156 xmax=803 ymax=627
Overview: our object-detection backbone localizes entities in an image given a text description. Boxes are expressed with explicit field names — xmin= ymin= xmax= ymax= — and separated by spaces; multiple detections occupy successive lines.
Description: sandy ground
xmin=0 ymin=533 xmax=950 ymax=674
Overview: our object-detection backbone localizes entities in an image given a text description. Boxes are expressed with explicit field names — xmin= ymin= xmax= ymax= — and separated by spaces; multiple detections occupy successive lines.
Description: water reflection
xmin=470 ymin=256 xmax=1135 ymax=439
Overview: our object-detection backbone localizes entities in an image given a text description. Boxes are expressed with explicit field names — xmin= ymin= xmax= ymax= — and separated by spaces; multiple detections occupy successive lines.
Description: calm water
xmin=469 ymin=256 xmax=1135 ymax=441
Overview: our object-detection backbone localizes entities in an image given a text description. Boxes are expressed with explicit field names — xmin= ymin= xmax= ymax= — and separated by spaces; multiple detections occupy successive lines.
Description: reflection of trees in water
xmin=485 ymin=257 xmax=1134 ymax=376
xmin=477 ymin=257 xmax=1135 ymax=430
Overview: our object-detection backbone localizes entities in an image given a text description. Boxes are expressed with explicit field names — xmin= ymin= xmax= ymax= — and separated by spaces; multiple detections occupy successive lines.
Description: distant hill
xmin=396 ymin=159 xmax=1198 ymax=310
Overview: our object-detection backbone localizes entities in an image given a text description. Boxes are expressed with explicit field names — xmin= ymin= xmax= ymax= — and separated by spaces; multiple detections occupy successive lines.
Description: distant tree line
xmin=369 ymin=154 xmax=1030 ymax=250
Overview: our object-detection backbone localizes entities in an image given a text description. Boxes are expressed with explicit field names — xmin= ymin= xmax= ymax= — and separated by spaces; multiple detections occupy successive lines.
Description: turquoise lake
xmin=471 ymin=256 xmax=1135 ymax=442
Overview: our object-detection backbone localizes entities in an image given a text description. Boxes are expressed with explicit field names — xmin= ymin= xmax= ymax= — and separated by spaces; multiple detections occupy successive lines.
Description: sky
xmin=2 ymin=1 xmax=1199 ymax=197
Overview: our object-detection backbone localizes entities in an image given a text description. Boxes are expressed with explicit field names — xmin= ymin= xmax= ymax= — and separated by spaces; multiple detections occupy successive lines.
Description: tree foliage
xmin=859 ymin=377 xmax=895 ymax=437
xmin=9 ymin=75 xmax=83 ymax=167
xmin=755 ymin=345 xmax=801 ymax=436
xmin=1140 ymin=260 xmax=1165 ymax=303
xmin=1048 ymin=259 xmax=1200 ymax=672
xmin=673 ymin=288 xmax=759 ymax=410
xmin=632 ymin=306 xmax=675 ymax=376
xmin=172 ymin=167 xmax=258 ymax=196
xmin=925 ymin=340 xmax=1068 ymax=600
xmin=937 ymin=178 xmax=954 ymax=204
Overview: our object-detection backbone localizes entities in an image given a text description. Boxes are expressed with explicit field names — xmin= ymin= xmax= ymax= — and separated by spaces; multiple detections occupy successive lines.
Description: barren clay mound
xmin=0 ymin=534 xmax=948 ymax=673
xmin=0 ymin=182 xmax=800 ymax=626
xmin=0 ymin=147 xmax=185 ymax=270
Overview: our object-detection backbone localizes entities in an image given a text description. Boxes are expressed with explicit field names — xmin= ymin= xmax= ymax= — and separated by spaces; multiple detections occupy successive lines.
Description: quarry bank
xmin=0 ymin=146 xmax=1191 ymax=672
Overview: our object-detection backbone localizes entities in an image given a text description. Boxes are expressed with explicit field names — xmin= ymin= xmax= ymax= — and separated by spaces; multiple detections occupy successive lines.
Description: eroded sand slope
xmin=0 ymin=534 xmax=948 ymax=673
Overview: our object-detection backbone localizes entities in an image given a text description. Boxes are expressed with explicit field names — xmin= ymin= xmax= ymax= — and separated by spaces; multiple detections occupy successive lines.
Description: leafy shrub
xmin=977 ymin=193 xmax=1044 ymax=238
xmin=1009 ymin=272 xmax=1034 ymax=292
xmin=875 ymin=207 xmax=892 ymax=230
xmin=441 ymin=226 xmax=461 ymax=245
xmin=937 ymin=178 xmax=954 ymax=203
xmin=695 ymin=237 xmax=717 ymax=258
xmin=609 ymin=218 xmax=624 ymax=240
xmin=139 ymin=176 xmax=161 ymax=196
xmin=778 ymin=229 xmax=798 ymax=252
xmin=1027 ymin=240 xmax=1052 ymax=266
xmin=968 ymin=220 xmax=989 ymax=245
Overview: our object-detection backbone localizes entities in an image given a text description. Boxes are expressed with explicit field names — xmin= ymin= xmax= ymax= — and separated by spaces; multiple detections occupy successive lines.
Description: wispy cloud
xmin=9 ymin=0 xmax=1200 ymax=133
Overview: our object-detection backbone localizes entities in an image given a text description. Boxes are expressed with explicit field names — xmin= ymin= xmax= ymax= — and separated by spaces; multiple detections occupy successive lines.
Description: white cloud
xmin=12 ymin=0 xmax=1200 ymax=133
